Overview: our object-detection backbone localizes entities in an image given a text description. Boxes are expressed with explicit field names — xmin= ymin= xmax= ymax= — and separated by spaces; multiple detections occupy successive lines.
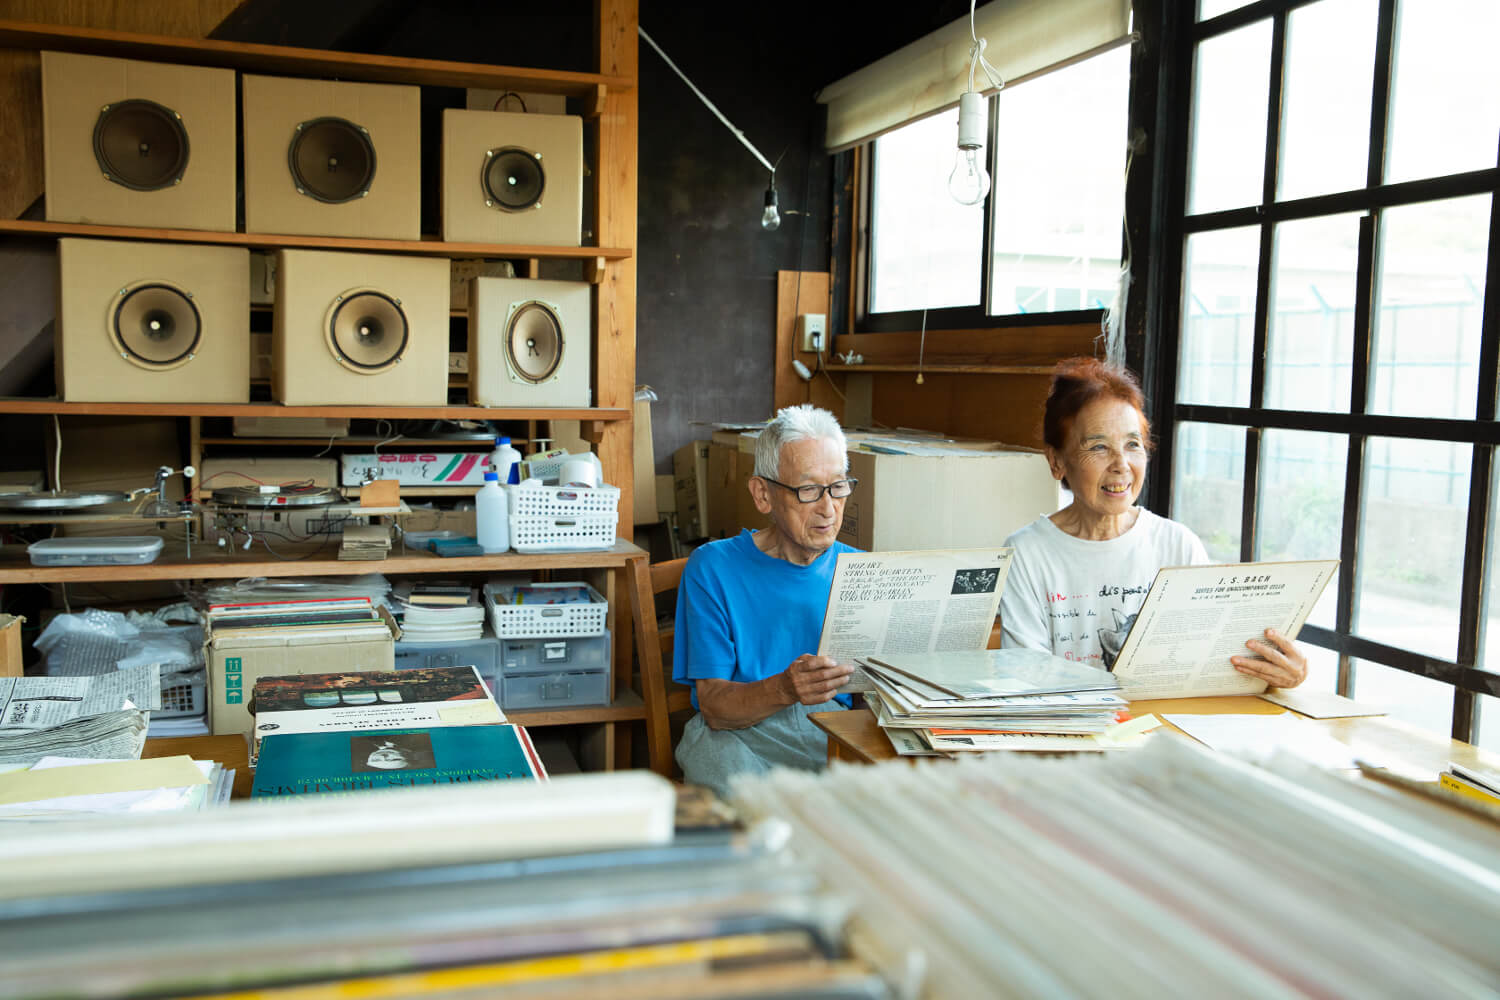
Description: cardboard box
xmin=836 ymin=435 xmax=1061 ymax=552
xmin=340 ymin=453 xmax=489 ymax=487
xmin=232 ymin=416 xmax=350 ymax=438
xmin=706 ymin=438 xmax=738 ymax=539
xmin=672 ymin=441 xmax=709 ymax=541
xmin=199 ymin=456 xmax=338 ymax=492
xmin=207 ymin=606 xmax=399 ymax=737
xmin=0 ymin=614 xmax=23 ymax=677
xmin=633 ymin=387 xmax=658 ymax=525
xmin=655 ymin=474 xmax=676 ymax=515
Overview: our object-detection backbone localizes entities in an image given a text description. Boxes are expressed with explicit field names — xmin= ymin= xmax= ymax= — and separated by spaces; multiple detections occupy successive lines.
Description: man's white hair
xmin=754 ymin=404 xmax=848 ymax=479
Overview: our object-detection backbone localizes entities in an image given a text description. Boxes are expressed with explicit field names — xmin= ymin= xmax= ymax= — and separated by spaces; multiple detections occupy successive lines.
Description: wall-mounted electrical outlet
xmin=797 ymin=313 xmax=827 ymax=353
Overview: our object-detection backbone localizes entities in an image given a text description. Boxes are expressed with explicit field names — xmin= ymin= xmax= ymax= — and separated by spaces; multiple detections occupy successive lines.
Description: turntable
xmin=210 ymin=484 xmax=346 ymax=509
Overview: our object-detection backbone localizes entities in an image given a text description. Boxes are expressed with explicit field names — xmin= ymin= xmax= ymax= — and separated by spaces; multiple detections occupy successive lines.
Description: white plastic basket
xmin=510 ymin=515 xmax=618 ymax=552
xmin=157 ymin=670 xmax=207 ymax=719
xmin=509 ymin=483 xmax=621 ymax=519
xmin=483 ymin=581 xmax=608 ymax=638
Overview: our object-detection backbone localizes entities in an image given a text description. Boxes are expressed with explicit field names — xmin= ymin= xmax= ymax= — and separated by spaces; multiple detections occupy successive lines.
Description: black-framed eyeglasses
xmin=760 ymin=477 xmax=858 ymax=503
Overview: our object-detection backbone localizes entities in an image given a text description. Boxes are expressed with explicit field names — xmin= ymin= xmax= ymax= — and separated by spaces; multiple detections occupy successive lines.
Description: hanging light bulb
xmin=761 ymin=181 xmax=781 ymax=231
xmin=947 ymin=90 xmax=991 ymax=206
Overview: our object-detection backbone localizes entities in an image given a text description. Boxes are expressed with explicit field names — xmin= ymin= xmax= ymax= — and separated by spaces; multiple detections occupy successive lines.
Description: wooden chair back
xmin=630 ymin=555 xmax=693 ymax=777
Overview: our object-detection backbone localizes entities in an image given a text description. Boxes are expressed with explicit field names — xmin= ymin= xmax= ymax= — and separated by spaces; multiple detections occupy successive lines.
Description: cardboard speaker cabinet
xmin=468 ymin=276 xmax=591 ymax=407
xmin=57 ymin=238 xmax=249 ymax=402
xmin=41 ymin=51 xmax=236 ymax=231
xmin=242 ymin=74 xmax=420 ymax=240
xmin=273 ymin=249 xmax=448 ymax=406
xmin=441 ymin=109 xmax=583 ymax=246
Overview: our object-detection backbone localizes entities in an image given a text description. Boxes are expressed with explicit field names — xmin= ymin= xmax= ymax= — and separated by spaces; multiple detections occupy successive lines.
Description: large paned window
xmin=1160 ymin=0 xmax=1500 ymax=744
xmin=862 ymin=46 xmax=1132 ymax=327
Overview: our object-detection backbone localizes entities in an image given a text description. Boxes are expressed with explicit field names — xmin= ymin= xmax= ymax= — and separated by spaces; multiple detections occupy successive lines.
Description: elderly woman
xmin=999 ymin=357 xmax=1307 ymax=688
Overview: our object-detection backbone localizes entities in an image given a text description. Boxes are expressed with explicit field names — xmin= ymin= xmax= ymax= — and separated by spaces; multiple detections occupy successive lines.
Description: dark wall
xmin=215 ymin=0 xmax=972 ymax=476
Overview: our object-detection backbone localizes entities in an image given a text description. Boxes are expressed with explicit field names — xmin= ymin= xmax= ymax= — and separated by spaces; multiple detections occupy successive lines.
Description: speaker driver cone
xmin=289 ymin=117 xmax=376 ymax=204
xmin=505 ymin=301 xmax=563 ymax=384
xmin=110 ymin=282 xmax=201 ymax=370
xmin=326 ymin=289 xmax=409 ymax=373
xmin=482 ymin=147 xmax=545 ymax=212
xmin=93 ymin=99 xmax=190 ymax=191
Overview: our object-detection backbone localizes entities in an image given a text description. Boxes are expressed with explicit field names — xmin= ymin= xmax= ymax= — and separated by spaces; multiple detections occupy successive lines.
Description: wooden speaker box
xmin=41 ymin=52 xmax=236 ymax=231
xmin=441 ymin=110 xmax=583 ymax=246
xmin=469 ymin=277 xmax=591 ymax=407
xmin=243 ymin=75 xmax=420 ymax=240
xmin=57 ymin=238 xmax=249 ymax=402
xmin=273 ymin=250 xmax=448 ymax=406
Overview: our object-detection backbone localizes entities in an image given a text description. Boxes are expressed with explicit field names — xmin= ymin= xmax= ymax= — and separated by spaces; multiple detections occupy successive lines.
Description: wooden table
xmin=813 ymin=696 xmax=1500 ymax=780
xmin=144 ymin=734 xmax=252 ymax=799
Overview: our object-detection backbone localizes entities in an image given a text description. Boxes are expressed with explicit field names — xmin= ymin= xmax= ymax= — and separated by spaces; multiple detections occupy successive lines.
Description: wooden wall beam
xmin=773 ymin=269 xmax=844 ymax=416
xmin=834 ymin=323 xmax=1100 ymax=369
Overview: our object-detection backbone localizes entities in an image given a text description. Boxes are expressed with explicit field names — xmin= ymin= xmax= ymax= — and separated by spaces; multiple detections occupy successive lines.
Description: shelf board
xmin=0 ymin=219 xmax=630 ymax=261
xmin=0 ymin=538 xmax=646 ymax=584
xmin=506 ymin=690 xmax=646 ymax=728
xmin=823 ymin=364 xmax=1058 ymax=375
xmin=0 ymin=20 xmax=632 ymax=97
xmin=0 ymin=400 xmax=630 ymax=420
xmin=197 ymin=438 xmax=500 ymax=447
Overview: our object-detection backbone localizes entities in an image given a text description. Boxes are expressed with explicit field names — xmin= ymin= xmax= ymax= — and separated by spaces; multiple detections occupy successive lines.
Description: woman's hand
xmin=1230 ymin=628 xmax=1308 ymax=688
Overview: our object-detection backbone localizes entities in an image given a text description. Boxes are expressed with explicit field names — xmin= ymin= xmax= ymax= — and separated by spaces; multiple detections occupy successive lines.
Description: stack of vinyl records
xmin=0 ymin=772 xmax=890 ymax=999
xmin=393 ymin=582 xmax=485 ymax=642
xmin=732 ymin=737 xmax=1500 ymax=998
xmin=859 ymin=649 xmax=1136 ymax=756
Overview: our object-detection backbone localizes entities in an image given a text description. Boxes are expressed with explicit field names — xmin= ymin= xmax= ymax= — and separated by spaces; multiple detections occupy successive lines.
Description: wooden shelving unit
xmin=0 ymin=219 xmax=631 ymax=264
xmin=0 ymin=4 xmax=660 ymax=774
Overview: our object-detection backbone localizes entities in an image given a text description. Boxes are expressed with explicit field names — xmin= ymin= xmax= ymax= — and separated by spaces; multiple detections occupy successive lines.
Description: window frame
xmin=848 ymin=71 xmax=1124 ymax=335
xmin=1145 ymin=0 xmax=1500 ymax=742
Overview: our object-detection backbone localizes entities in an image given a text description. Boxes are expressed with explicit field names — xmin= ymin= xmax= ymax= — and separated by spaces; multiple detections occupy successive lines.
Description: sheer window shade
xmin=817 ymin=0 xmax=1132 ymax=152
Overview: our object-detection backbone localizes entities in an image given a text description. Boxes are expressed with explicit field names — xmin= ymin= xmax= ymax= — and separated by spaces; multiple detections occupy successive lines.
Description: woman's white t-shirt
xmin=999 ymin=508 xmax=1210 ymax=670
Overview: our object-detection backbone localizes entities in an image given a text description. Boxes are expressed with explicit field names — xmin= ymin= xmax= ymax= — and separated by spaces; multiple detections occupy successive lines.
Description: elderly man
xmin=673 ymin=404 xmax=858 ymax=796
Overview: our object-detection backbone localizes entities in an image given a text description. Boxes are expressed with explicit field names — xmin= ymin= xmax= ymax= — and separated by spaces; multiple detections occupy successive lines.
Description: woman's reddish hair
xmin=1042 ymin=357 xmax=1152 ymax=453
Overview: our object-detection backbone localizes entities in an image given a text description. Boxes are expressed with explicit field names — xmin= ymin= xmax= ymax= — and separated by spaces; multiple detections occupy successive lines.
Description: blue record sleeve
xmin=252 ymin=723 xmax=544 ymax=797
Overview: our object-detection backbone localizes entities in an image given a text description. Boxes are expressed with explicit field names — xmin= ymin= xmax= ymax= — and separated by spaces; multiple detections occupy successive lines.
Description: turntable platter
xmin=211 ymin=485 xmax=345 ymax=509
xmin=0 ymin=490 xmax=131 ymax=511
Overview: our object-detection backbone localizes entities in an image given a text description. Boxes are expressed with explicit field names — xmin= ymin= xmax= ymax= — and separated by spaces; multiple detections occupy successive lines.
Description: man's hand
xmin=781 ymin=654 xmax=853 ymax=705
xmin=1230 ymin=628 xmax=1308 ymax=688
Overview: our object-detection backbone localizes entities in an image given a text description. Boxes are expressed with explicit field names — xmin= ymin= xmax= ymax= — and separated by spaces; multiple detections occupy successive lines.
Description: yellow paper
xmin=1097 ymin=713 xmax=1163 ymax=747
xmin=437 ymin=702 xmax=505 ymax=724
xmin=0 ymin=756 xmax=207 ymax=806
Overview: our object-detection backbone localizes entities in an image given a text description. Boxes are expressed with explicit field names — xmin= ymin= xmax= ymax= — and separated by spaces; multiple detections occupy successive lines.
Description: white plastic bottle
xmin=475 ymin=471 xmax=510 ymax=553
xmin=490 ymin=436 xmax=522 ymax=485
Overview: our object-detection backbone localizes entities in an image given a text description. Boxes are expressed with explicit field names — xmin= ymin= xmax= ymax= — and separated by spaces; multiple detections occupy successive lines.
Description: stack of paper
xmin=393 ymin=583 xmax=484 ymax=642
xmin=858 ymin=649 xmax=1137 ymax=756
xmin=338 ymin=523 xmax=392 ymax=560
xmin=0 ymin=664 xmax=161 ymax=767
xmin=0 ymin=755 xmax=232 ymax=819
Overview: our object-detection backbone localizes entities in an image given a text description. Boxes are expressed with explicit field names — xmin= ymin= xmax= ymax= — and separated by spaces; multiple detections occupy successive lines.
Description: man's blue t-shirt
xmin=673 ymin=529 xmax=858 ymax=709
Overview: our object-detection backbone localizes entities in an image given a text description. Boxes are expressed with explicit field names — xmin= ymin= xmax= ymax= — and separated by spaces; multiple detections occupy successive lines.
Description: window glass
xmin=1198 ymin=0 xmax=1251 ymax=18
xmin=1350 ymin=657 xmax=1454 ymax=737
xmin=1300 ymin=643 xmax=1341 ymax=695
xmin=1188 ymin=19 xmax=1272 ymax=215
xmin=1477 ymin=694 xmax=1500 ymax=754
xmin=1368 ymin=195 xmax=1490 ymax=420
xmin=1355 ymin=437 xmax=1470 ymax=659
xmin=1265 ymin=214 xmax=1360 ymax=413
xmin=988 ymin=47 xmax=1129 ymax=317
xmin=1179 ymin=227 xmax=1259 ymax=407
xmin=869 ymin=107 xmax=983 ymax=312
xmin=1171 ymin=421 xmax=1245 ymax=563
xmin=1385 ymin=0 xmax=1500 ymax=184
xmin=1277 ymin=0 xmax=1378 ymax=201
xmin=1257 ymin=430 xmax=1346 ymax=629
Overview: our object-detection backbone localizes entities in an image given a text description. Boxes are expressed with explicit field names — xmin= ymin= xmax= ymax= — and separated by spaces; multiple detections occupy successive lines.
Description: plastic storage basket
xmin=483 ymin=581 xmax=608 ymax=638
xmin=507 ymin=483 xmax=620 ymax=552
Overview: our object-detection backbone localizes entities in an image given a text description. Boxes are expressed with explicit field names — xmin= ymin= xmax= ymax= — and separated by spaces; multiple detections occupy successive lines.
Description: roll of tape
xmin=559 ymin=457 xmax=600 ymax=488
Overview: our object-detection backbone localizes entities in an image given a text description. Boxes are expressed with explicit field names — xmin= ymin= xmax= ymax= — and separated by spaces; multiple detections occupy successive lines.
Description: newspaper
xmin=1112 ymin=560 xmax=1338 ymax=700
xmin=817 ymin=548 xmax=1012 ymax=663
xmin=0 ymin=709 xmax=151 ymax=767
xmin=0 ymin=664 xmax=162 ymax=729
